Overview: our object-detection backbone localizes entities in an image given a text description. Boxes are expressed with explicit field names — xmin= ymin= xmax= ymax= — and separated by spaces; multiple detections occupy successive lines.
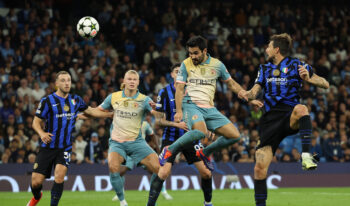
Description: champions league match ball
xmin=77 ymin=16 xmax=99 ymax=39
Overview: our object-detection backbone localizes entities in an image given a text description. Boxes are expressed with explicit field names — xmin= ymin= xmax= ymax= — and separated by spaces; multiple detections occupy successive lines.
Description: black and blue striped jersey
xmin=255 ymin=57 xmax=313 ymax=112
xmin=35 ymin=92 xmax=88 ymax=149
xmin=156 ymin=83 xmax=185 ymax=142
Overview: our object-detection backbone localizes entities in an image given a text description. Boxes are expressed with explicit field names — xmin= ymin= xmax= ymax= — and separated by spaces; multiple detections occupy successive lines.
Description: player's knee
xmin=31 ymin=179 xmax=42 ymax=188
xmin=158 ymin=167 xmax=171 ymax=179
xmin=108 ymin=163 xmax=120 ymax=173
xmin=200 ymin=169 xmax=212 ymax=179
xmin=254 ymin=163 xmax=267 ymax=178
xmin=54 ymin=176 xmax=64 ymax=183
xmin=192 ymin=129 xmax=206 ymax=139
xmin=294 ymin=104 xmax=308 ymax=118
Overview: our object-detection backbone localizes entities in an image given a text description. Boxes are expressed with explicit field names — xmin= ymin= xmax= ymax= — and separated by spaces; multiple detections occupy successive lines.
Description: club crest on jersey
xmin=71 ymin=99 xmax=76 ymax=105
xmin=211 ymin=69 xmax=216 ymax=75
xmin=64 ymin=104 xmax=70 ymax=111
xmin=192 ymin=114 xmax=198 ymax=120
xmin=124 ymin=101 xmax=129 ymax=107
xmin=133 ymin=103 xmax=139 ymax=108
xmin=201 ymin=68 xmax=206 ymax=75
xmin=273 ymin=69 xmax=280 ymax=76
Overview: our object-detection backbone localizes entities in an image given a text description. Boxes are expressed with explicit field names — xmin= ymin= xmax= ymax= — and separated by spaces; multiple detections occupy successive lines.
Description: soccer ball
xmin=77 ymin=16 xmax=99 ymax=39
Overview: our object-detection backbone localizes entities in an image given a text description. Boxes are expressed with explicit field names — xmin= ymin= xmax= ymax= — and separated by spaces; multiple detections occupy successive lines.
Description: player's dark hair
xmin=55 ymin=71 xmax=70 ymax=80
xmin=171 ymin=63 xmax=181 ymax=72
xmin=186 ymin=35 xmax=207 ymax=51
xmin=270 ymin=33 xmax=292 ymax=56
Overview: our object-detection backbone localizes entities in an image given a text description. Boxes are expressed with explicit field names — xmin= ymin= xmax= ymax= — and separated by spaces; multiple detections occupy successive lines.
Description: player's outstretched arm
xmin=226 ymin=79 xmax=247 ymax=99
xmin=247 ymin=84 xmax=262 ymax=100
xmin=83 ymin=107 xmax=113 ymax=118
xmin=151 ymin=110 xmax=188 ymax=131
xmin=298 ymin=65 xmax=329 ymax=89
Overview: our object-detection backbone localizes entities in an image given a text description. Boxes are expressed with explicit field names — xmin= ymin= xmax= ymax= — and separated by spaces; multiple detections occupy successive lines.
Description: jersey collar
xmin=122 ymin=90 xmax=140 ymax=99
xmin=200 ymin=53 xmax=211 ymax=65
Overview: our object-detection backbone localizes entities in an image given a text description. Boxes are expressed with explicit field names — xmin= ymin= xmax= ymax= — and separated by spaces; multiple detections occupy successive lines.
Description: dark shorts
xmin=161 ymin=139 xmax=201 ymax=165
xmin=256 ymin=103 xmax=298 ymax=154
xmin=33 ymin=147 xmax=71 ymax=178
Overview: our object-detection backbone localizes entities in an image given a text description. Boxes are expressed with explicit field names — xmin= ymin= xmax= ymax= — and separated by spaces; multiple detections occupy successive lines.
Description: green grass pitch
xmin=1 ymin=188 xmax=350 ymax=205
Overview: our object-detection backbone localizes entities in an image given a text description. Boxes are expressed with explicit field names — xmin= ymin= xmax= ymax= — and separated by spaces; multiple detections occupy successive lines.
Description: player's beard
xmin=192 ymin=53 xmax=204 ymax=65
xmin=59 ymin=87 xmax=70 ymax=95
xmin=267 ymin=53 xmax=275 ymax=63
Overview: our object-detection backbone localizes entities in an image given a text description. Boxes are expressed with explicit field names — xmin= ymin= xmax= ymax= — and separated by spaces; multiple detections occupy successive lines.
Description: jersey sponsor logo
xmin=56 ymin=112 xmax=76 ymax=119
xmin=273 ymin=69 xmax=281 ymax=76
xmin=115 ymin=109 xmax=138 ymax=119
xmin=189 ymin=78 xmax=216 ymax=85
xmin=266 ymin=77 xmax=287 ymax=85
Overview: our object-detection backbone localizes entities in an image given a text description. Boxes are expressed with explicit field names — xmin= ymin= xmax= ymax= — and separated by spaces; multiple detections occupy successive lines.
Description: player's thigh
xmin=214 ymin=122 xmax=240 ymax=139
xmin=158 ymin=162 xmax=172 ymax=180
xmin=127 ymin=138 xmax=156 ymax=167
xmin=193 ymin=161 xmax=212 ymax=179
xmin=54 ymin=164 xmax=68 ymax=183
xmin=31 ymin=172 xmax=46 ymax=187
xmin=108 ymin=151 xmax=125 ymax=173
xmin=140 ymin=152 xmax=159 ymax=174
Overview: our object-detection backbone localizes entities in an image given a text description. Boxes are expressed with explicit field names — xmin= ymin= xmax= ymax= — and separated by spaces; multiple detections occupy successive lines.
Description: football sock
xmin=50 ymin=181 xmax=63 ymax=206
xmin=110 ymin=172 xmax=125 ymax=201
xmin=168 ymin=130 xmax=205 ymax=154
xmin=31 ymin=184 xmax=42 ymax=200
xmin=254 ymin=179 xmax=267 ymax=206
xmin=203 ymin=136 xmax=240 ymax=156
xmin=201 ymin=177 xmax=212 ymax=202
xmin=299 ymin=115 xmax=312 ymax=153
xmin=147 ymin=175 xmax=164 ymax=206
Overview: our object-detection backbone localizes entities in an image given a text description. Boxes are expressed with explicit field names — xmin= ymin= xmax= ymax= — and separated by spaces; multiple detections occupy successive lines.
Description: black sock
xmin=51 ymin=182 xmax=64 ymax=206
xmin=299 ymin=115 xmax=312 ymax=153
xmin=147 ymin=175 xmax=164 ymax=206
xmin=31 ymin=184 xmax=42 ymax=200
xmin=254 ymin=179 xmax=267 ymax=206
xmin=201 ymin=177 xmax=212 ymax=202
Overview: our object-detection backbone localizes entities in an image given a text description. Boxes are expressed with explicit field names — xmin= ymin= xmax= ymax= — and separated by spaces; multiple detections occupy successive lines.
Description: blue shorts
xmin=183 ymin=101 xmax=231 ymax=131
xmin=108 ymin=137 xmax=155 ymax=166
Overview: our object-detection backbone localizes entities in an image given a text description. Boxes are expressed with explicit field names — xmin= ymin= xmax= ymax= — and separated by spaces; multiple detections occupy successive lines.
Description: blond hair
xmin=120 ymin=70 xmax=139 ymax=90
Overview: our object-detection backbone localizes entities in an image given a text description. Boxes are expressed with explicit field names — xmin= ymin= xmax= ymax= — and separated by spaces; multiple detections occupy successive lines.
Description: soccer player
xmin=243 ymin=33 xmax=329 ymax=206
xmin=99 ymin=70 xmax=180 ymax=206
xmin=155 ymin=36 xmax=261 ymax=205
xmin=147 ymin=63 xmax=214 ymax=206
xmin=27 ymin=71 xmax=112 ymax=206
xmin=111 ymin=120 xmax=172 ymax=202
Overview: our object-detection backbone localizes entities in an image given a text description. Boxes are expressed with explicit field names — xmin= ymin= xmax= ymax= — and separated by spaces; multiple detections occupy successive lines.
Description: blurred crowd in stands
xmin=0 ymin=0 xmax=349 ymax=165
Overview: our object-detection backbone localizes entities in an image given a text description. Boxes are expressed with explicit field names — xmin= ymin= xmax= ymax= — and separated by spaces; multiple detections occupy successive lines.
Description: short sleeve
xmin=301 ymin=62 xmax=314 ymax=78
xmin=156 ymin=89 xmax=166 ymax=112
xmin=176 ymin=62 xmax=188 ymax=83
xmin=77 ymin=96 xmax=88 ymax=112
xmin=35 ymin=97 xmax=49 ymax=119
xmin=99 ymin=94 xmax=112 ymax=110
xmin=255 ymin=65 xmax=264 ymax=85
xmin=144 ymin=96 xmax=153 ymax=113
xmin=219 ymin=62 xmax=231 ymax=81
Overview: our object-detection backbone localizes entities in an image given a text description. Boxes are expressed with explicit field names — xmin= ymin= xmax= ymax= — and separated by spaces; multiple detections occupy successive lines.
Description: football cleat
xmin=159 ymin=146 xmax=172 ymax=166
xmin=196 ymin=148 xmax=214 ymax=171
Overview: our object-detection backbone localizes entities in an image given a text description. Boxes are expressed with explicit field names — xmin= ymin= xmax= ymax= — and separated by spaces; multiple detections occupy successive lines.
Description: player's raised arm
xmin=82 ymin=106 xmax=113 ymax=118
xmin=298 ymin=65 xmax=329 ymax=89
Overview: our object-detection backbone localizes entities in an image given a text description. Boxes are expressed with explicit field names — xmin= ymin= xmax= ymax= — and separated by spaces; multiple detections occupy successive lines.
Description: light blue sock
xmin=203 ymin=136 xmax=241 ymax=156
xmin=110 ymin=172 xmax=125 ymax=201
xmin=168 ymin=129 xmax=205 ymax=154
